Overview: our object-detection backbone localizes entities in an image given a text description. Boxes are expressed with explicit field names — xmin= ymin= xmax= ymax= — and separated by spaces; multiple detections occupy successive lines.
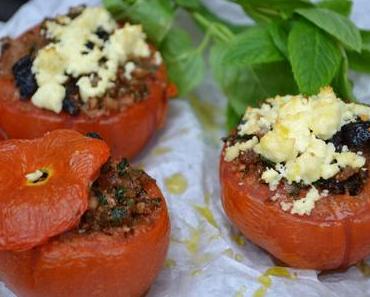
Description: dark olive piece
xmin=62 ymin=98 xmax=80 ymax=115
xmin=12 ymin=55 xmax=37 ymax=99
xmin=330 ymin=121 xmax=370 ymax=150
xmin=341 ymin=121 xmax=370 ymax=148
xmin=96 ymin=27 xmax=110 ymax=41
xmin=62 ymin=81 xmax=80 ymax=115
xmin=85 ymin=41 xmax=95 ymax=50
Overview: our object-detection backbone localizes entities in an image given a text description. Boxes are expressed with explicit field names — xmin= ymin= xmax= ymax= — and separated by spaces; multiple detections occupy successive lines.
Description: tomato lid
xmin=0 ymin=130 xmax=110 ymax=251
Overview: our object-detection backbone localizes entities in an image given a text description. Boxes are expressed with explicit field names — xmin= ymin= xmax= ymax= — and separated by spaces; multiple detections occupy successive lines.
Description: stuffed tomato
xmin=0 ymin=129 xmax=170 ymax=297
xmin=220 ymin=87 xmax=370 ymax=270
xmin=0 ymin=5 xmax=174 ymax=159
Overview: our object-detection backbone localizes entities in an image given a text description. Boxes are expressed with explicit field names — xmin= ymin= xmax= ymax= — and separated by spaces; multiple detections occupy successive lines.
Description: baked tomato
xmin=0 ymin=128 xmax=6 ymax=140
xmin=220 ymin=88 xmax=370 ymax=270
xmin=0 ymin=131 xmax=170 ymax=297
xmin=0 ymin=6 xmax=175 ymax=159
xmin=220 ymin=150 xmax=370 ymax=270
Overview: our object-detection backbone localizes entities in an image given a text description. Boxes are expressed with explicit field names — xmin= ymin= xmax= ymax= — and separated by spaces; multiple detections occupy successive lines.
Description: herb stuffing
xmin=79 ymin=159 xmax=162 ymax=233
xmin=104 ymin=0 xmax=370 ymax=128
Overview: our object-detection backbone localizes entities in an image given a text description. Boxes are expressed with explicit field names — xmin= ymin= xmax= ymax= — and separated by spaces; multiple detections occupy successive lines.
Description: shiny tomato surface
xmin=0 ymin=64 xmax=170 ymax=159
xmin=0 ymin=182 xmax=170 ymax=297
xmin=0 ymin=129 xmax=110 ymax=251
xmin=220 ymin=145 xmax=370 ymax=270
xmin=0 ymin=130 xmax=170 ymax=297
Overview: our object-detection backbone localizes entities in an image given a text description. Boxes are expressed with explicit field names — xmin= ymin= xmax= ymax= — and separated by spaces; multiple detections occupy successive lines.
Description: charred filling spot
xmin=3 ymin=6 xmax=161 ymax=117
xmin=78 ymin=159 xmax=162 ymax=233
xmin=227 ymin=120 xmax=370 ymax=197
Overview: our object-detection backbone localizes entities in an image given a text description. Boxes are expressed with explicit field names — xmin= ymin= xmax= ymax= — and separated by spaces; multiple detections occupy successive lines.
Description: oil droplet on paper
xmin=185 ymin=228 xmax=201 ymax=254
xmin=357 ymin=261 xmax=370 ymax=277
xmin=253 ymin=266 xmax=295 ymax=297
xmin=194 ymin=205 xmax=219 ymax=228
xmin=165 ymin=173 xmax=188 ymax=195
xmin=232 ymin=232 xmax=246 ymax=247
xmin=164 ymin=258 xmax=176 ymax=269
xmin=152 ymin=146 xmax=172 ymax=156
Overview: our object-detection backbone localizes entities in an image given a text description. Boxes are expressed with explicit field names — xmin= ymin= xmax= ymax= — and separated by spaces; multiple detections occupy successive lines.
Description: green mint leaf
xmin=288 ymin=20 xmax=342 ymax=95
xmin=161 ymin=28 xmax=205 ymax=96
xmin=347 ymin=50 xmax=370 ymax=73
xmin=211 ymin=43 xmax=298 ymax=126
xmin=316 ymin=0 xmax=353 ymax=16
xmin=296 ymin=8 xmax=362 ymax=52
xmin=332 ymin=48 xmax=355 ymax=101
xmin=103 ymin=0 xmax=175 ymax=44
xmin=223 ymin=26 xmax=284 ymax=66
xmin=268 ymin=22 xmax=289 ymax=58
xmin=347 ymin=30 xmax=370 ymax=73
xmin=360 ymin=30 xmax=370 ymax=50
xmin=235 ymin=0 xmax=313 ymax=23
xmin=226 ymin=103 xmax=241 ymax=131
xmin=175 ymin=0 xmax=201 ymax=9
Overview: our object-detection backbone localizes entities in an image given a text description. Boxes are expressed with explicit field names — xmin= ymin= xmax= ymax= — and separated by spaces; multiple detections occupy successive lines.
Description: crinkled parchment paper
xmin=0 ymin=1 xmax=370 ymax=296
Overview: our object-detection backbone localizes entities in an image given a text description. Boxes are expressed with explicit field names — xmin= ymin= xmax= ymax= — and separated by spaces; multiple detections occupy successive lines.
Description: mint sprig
xmin=104 ymin=0 xmax=366 ymax=129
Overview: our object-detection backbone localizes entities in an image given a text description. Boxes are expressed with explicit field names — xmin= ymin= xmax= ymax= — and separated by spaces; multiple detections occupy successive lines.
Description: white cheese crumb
xmin=280 ymin=201 xmax=293 ymax=212
xmin=124 ymin=61 xmax=136 ymax=80
xmin=31 ymin=7 xmax=151 ymax=111
xmin=261 ymin=168 xmax=281 ymax=190
xmin=154 ymin=51 xmax=162 ymax=65
xmin=31 ymin=83 xmax=65 ymax=113
xmin=25 ymin=170 xmax=43 ymax=183
xmin=335 ymin=152 xmax=366 ymax=169
xmin=254 ymin=130 xmax=297 ymax=163
xmin=290 ymin=187 xmax=321 ymax=216
xmin=224 ymin=137 xmax=258 ymax=162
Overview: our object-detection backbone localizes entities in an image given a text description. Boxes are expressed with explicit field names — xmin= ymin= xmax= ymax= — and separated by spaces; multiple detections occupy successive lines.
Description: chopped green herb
xmin=111 ymin=207 xmax=127 ymax=225
xmin=117 ymin=158 xmax=129 ymax=176
xmin=127 ymin=198 xmax=135 ymax=207
xmin=95 ymin=190 xmax=108 ymax=205
xmin=151 ymin=198 xmax=161 ymax=206
xmin=115 ymin=186 xmax=125 ymax=202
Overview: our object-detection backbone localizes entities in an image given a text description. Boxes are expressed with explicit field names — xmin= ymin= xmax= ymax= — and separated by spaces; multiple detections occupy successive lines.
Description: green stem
xmin=192 ymin=12 xmax=234 ymax=43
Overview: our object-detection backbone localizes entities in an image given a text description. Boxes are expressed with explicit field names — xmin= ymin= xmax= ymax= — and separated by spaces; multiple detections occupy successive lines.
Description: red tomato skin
xmin=220 ymin=146 xmax=370 ymax=270
xmin=0 ymin=65 xmax=170 ymax=160
xmin=0 ymin=182 xmax=170 ymax=297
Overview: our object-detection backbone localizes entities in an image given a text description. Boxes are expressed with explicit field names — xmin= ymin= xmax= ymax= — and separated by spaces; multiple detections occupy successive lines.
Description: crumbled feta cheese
xmin=224 ymin=87 xmax=370 ymax=215
xmin=154 ymin=51 xmax=162 ymax=65
xmin=31 ymin=83 xmax=65 ymax=113
xmin=254 ymin=130 xmax=297 ymax=163
xmin=25 ymin=170 xmax=44 ymax=183
xmin=31 ymin=7 xmax=151 ymax=112
xmin=309 ymin=91 xmax=343 ymax=140
xmin=224 ymin=137 xmax=258 ymax=162
xmin=335 ymin=152 xmax=366 ymax=169
xmin=280 ymin=201 xmax=293 ymax=212
xmin=290 ymin=187 xmax=321 ymax=216
xmin=124 ymin=61 xmax=136 ymax=80
xmin=261 ymin=168 xmax=281 ymax=190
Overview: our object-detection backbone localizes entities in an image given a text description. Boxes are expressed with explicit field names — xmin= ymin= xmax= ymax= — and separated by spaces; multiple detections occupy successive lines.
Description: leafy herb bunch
xmin=104 ymin=0 xmax=370 ymax=128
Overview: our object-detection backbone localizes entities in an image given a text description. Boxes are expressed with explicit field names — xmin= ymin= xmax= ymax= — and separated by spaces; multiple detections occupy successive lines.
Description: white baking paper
xmin=0 ymin=0 xmax=370 ymax=296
